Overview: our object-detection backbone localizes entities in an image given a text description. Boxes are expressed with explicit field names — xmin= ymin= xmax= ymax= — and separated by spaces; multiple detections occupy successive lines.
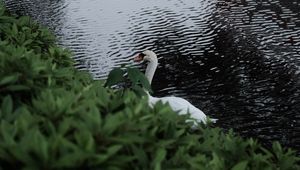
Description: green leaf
xmin=272 ymin=141 xmax=282 ymax=155
xmin=138 ymin=71 xmax=152 ymax=92
xmin=12 ymin=23 xmax=18 ymax=36
xmin=105 ymin=68 xmax=125 ymax=87
xmin=0 ymin=16 xmax=15 ymax=23
xmin=132 ymin=85 xmax=147 ymax=97
xmin=103 ymin=114 xmax=123 ymax=134
xmin=97 ymin=85 xmax=109 ymax=107
xmin=127 ymin=67 xmax=152 ymax=93
xmin=132 ymin=145 xmax=148 ymax=166
xmin=91 ymin=154 xmax=109 ymax=165
xmin=56 ymin=152 xmax=85 ymax=168
xmin=232 ymin=161 xmax=248 ymax=170
xmin=153 ymin=148 xmax=167 ymax=170
xmin=107 ymin=145 xmax=123 ymax=156
xmin=1 ymin=95 xmax=13 ymax=115
xmin=18 ymin=16 xmax=30 ymax=26
xmin=0 ymin=121 xmax=16 ymax=145
xmin=209 ymin=152 xmax=224 ymax=169
xmin=75 ymin=130 xmax=95 ymax=152
xmin=6 ymin=85 xmax=30 ymax=91
xmin=23 ymin=39 xmax=33 ymax=46
xmin=127 ymin=68 xmax=141 ymax=84
xmin=0 ymin=5 xmax=4 ymax=16
xmin=33 ymin=130 xmax=49 ymax=163
xmin=85 ymin=133 xmax=95 ymax=152
xmin=91 ymin=145 xmax=123 ymax=165
xmin=0 ymin=74 xmax=19 ymax=85
xmin=54 ymin=138 xmax=84 ymax=168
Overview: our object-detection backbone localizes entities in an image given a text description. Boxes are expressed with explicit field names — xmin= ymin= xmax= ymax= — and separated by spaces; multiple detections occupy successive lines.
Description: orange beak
xmin=133 ymin=54 xmax=143 ymax=62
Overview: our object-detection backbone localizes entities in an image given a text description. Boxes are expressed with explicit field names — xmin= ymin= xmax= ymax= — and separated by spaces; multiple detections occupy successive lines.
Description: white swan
xmin=134 ymin=50 xmax=216 ymax=125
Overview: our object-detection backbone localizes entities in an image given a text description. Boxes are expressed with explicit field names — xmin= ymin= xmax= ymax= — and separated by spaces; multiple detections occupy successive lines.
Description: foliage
xmin=105 ymin=67 xmax=152 ymax=96
xmin=0 ymin=4 xmax=299 ymax=170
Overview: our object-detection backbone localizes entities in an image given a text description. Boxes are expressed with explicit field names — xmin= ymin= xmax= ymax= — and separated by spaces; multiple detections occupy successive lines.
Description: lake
xmin=4 ymin=0 xmax=300 ymax=152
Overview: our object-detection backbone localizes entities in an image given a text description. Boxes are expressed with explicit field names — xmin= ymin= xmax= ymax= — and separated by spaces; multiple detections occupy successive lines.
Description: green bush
xmin=0 ymin=4 xmax=299 ymax=170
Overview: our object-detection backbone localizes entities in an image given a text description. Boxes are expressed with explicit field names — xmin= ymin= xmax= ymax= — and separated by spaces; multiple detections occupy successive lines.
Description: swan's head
xmin=134 ymin=50 xmax=158 ymax=63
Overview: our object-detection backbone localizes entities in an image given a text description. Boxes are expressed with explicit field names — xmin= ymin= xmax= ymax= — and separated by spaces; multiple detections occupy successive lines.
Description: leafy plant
xmin=105 ymin=67 xmax=152 ymax=96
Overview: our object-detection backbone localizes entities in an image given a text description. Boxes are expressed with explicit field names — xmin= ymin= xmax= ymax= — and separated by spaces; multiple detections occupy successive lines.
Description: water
xmin=4 ymin=0 xmax=300 ymax=152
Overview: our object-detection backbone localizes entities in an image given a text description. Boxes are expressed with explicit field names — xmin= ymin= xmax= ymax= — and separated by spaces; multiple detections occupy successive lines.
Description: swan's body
xmin=148 ymin=95 xmax=208 ymax=123
xmin=134 ymin=50 xmax=216 ymax=125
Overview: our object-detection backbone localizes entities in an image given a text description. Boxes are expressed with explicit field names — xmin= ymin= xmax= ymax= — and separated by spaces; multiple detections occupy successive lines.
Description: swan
xmin=133 ymin=50 xmax=216 ymax=125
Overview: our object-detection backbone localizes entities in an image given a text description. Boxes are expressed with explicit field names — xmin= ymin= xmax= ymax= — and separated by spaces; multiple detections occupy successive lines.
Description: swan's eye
xmin=134 ymin=53 xmax=146 ymax=62
xmin=139 ymin=53 xmax=146 ymax=59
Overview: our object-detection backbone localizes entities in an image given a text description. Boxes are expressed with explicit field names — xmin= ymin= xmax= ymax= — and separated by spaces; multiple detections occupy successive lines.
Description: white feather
xmin=134 ymin=50 xmax=217 ymax=126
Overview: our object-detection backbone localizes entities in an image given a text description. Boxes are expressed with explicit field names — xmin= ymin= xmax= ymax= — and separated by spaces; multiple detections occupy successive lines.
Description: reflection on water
xmin=4 ymin=0 xmax=300 ymax=152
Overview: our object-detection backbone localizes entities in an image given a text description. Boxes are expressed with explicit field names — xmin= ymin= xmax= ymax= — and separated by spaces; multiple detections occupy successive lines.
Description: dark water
xmin=4 ymin=0 xmax=300 ymax=152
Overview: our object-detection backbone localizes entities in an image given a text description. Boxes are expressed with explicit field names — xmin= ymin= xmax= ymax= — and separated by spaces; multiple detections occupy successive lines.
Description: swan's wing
xmin=148 ymin=95 xmax=217 ymax=124
xmin=157 ymin=97 xmax=188 ymax=112
xmin=156 ymin=96 xmax=208 ymax=123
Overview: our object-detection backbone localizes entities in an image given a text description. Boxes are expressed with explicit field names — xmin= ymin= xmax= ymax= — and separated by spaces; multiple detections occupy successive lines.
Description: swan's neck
xmin=145 ymin=58 xmax=158 ymax=84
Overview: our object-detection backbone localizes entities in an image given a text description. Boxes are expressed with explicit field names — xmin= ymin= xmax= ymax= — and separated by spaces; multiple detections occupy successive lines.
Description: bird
xmin=133 ymin=50 xmax=217 ymax=126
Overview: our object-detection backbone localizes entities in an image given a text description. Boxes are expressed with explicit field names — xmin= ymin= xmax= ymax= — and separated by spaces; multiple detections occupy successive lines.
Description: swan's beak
xmin=133 ymin=54 xmax=143 ymax=62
